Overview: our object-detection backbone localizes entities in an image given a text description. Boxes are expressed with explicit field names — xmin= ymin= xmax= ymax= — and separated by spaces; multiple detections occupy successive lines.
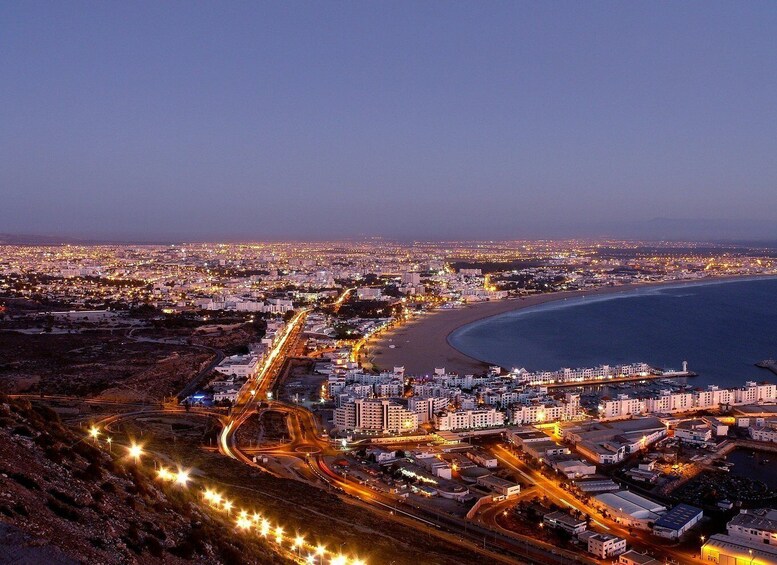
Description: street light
xmin=128 ymin=443 xmax=143 ymax=462
xmin=89 ymin=426 xmax=100 ymax=441
xmin=293 ymin=535 xmax=305 ymax=554
xmin=175 ymin=468 xmax=190 ymax=487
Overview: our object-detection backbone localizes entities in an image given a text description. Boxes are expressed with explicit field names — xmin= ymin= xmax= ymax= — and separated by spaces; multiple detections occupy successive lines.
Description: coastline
xmin=364 ymin=275 xmax=775 ymax=376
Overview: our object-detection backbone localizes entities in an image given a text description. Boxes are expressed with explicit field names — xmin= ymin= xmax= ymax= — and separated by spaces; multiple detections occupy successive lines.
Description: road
xmin=486 ymin=444 xmax=700 ymax=564
xmin=219 ymin=309 xmax=310 ymax=460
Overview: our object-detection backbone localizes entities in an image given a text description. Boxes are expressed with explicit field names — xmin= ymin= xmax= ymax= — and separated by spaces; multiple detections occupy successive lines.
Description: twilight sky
xmin=2 ymin=2 xmax=777 ymax=241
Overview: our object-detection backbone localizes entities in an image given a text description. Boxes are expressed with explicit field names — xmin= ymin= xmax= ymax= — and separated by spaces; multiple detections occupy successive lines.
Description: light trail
xmin=218 ymin=308 xmax=309 ymax=458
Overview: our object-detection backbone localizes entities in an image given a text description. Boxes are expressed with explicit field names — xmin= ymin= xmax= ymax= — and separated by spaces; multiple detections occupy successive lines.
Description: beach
xmin=364 ymin=277 xmax=768 ymax=376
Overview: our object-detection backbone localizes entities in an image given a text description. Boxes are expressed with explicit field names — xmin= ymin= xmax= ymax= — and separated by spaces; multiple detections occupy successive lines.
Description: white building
xmin=599 ymin=395 xmax=646 ymax=420
xmin=673 ymin=419 xmax=713 ymax=445
xmin=726 ymin=508 xmax=777 ymax=544
xmin=750 ymin=422 xmax=777 ymax=443
xmin=333 ymin=398 xmax=418 ymax=434
xmin=594 ymin=491 xmax=666 ymax=530
xmin=512 ymin=394 xmax=581 ymax=425
xmin=356 ymin=287 xmax=383 ymax=300
xmin=408 ymin=396 xmax=449 ymax=424
xmin=214 ymin=354 xmax=260 ymax=378
xmin=583 ymin=532 xmax=627 ymax=559
xmin=435 ymin=408 xmax=505 ymax=431
xmin=543 ymin=511 xmax=587 ymax=535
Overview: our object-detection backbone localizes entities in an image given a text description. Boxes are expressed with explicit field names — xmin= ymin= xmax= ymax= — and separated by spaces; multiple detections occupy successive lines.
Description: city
xmin=2 ymin=240 xmax=777 ymax=563
xmin=3 ymin=3 xmax=777 ymax=564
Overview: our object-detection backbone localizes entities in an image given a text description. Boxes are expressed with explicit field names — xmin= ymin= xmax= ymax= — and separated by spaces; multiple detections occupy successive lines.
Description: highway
xmin=219 ymin=308 xmax=310 ymax=460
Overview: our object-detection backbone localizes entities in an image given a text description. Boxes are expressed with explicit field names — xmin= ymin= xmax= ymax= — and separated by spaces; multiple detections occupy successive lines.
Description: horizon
xmin=3 ymin=230 xmax=777 ymax=248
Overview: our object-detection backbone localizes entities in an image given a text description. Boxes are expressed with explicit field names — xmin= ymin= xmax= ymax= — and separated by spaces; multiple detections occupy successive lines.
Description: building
xmin=523 ymin=439 xmax=570 ymax=461
xmin=333 ymin=398 xmax=418 ymax=434
xmin=435 ymin=408 xmax=505 ymax=431
xmin=652 ymin=504 xmax=703 ymax=539
xmin=475 ymin=475 xmax=521 ymax=497
xmin=582 ymin=532 xmax=627 ymax=559
xmin=749 ymin=421 xmax=777 ymax=443
xmin=408 ymin=396 xmax=449 ymax=424
xmin=214 ymin=354 xmax=260 ymax=378
xmin=554 ymin=459 xmax=596 ymax=479
xmin=673 ymin=419 xmax=713 ymax=445
xmin=701 ymin=534 xmax=777 ymax=565
xmin=618 ymin=550 xmax=661 ymax=565
xmin=726 ymin=508 xmax=777 ymax=544
xmin=356 ymin=287 xmax=383 ymax=300
xmin=543 ymin=510 xmax=587 ymax=535
xmin=576 ymin=440 xmax=627 ymax=464
xmin=594 ymin=491 xmax=666 ymax=530
xmin=565 ymin=418 xmax=667 ymax=464
xmin=511 ymin=394 xmax=581 ymax=425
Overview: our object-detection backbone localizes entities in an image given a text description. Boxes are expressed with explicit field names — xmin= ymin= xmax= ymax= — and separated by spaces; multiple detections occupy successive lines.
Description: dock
xmin=544 ymin=371 xmax=697 ymax=389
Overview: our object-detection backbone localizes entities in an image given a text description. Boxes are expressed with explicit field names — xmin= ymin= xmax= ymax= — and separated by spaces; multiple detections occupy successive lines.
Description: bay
xmin=449 ymin=277 xmax=777 ymax=388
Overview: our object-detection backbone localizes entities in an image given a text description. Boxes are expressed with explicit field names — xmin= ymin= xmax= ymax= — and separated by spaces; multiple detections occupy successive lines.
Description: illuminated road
xmin=219 ymin=308 xmax=310 ymax=460
xmin=488 ymin=444 xmax=700 ymax=564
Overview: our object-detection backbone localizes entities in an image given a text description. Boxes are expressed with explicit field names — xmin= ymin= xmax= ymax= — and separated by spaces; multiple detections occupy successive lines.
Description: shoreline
xmin=364 ymin=274 xmax=776 ymax=376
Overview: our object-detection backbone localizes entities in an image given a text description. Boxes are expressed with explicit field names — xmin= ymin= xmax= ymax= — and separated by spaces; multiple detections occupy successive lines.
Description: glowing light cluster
xmin=94 ymin=431 xmax=367 ymax=565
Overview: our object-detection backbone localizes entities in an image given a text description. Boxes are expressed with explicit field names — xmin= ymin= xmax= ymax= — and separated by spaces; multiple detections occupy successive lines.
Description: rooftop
xmin=654 ymin=504 xmax=702 ymax=531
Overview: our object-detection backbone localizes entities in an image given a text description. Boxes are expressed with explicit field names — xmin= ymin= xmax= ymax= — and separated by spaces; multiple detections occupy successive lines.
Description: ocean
xmin=449 ymin=277 xmax=777 ymax=389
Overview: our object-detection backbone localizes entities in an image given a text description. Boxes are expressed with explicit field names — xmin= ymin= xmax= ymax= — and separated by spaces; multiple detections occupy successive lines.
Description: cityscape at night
xmin=2 ymin=3 xmax=777 ymax=565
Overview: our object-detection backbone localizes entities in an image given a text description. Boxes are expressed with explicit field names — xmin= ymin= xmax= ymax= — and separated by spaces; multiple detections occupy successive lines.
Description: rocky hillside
xmin=0 ymin=395 xmax=288 ymax=564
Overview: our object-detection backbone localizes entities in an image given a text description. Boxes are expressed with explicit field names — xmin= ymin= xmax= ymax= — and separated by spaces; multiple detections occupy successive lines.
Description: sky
xmin=2 ymin=2 xmax=777 ymax=242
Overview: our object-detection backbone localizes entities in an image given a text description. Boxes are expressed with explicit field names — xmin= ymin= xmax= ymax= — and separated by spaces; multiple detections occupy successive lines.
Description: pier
xmin=545 ymin=371 xmax=697 ymax=389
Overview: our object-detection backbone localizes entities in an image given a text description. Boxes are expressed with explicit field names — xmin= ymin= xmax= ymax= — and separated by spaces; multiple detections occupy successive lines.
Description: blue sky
xmin=2 ymin=2 xmax=777 ymax=241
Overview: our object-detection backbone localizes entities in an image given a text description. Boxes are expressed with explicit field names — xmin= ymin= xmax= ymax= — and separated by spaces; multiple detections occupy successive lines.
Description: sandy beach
xmin=364 ymin=276 xmax=767 ymax=376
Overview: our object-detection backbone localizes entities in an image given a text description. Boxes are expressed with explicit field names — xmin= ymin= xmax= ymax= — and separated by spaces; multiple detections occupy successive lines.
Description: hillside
xmin=0 ymin=395 xmax=289 ymax=564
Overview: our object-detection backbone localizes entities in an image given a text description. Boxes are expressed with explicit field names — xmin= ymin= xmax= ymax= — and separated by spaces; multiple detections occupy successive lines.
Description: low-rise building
xmin=594 ymin=491 xmax=666 ymax=530
xmin=726 ymin=508 xmax=777 ymax=544
xmin=701 ymin=534 xmax=777 ymax=565
xmin=581 ymin=532 xmax=627 ymax=559
xmin=618 ymin=550 xmax=661 ymax=565
xmin=475 ymin=475 xmax=521 ymax=497
xmin=652 ymin=504 xmax=703 ymax=539
xmin=543 ymin=510 xmax=587 ymax=535
xmin=673 ymin=419 xmax=713 ymax=445
xmin=214 ymin=354 xmax=260 ymax=378
xmin=553 ymin=459 xmax=596 ymax=479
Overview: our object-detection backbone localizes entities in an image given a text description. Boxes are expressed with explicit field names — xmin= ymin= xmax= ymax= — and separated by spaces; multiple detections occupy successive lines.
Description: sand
xmin=363 ymin=276 xmax=765 ymax=376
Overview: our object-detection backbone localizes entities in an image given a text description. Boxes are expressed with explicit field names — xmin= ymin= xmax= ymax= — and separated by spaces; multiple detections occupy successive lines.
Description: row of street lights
xmin=86 ymin=425 xmax=365 ymax=565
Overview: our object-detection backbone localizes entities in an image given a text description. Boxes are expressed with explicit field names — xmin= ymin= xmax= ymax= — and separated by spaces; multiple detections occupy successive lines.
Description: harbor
xmin=544 ymin=368 xmax=697 ymax=389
